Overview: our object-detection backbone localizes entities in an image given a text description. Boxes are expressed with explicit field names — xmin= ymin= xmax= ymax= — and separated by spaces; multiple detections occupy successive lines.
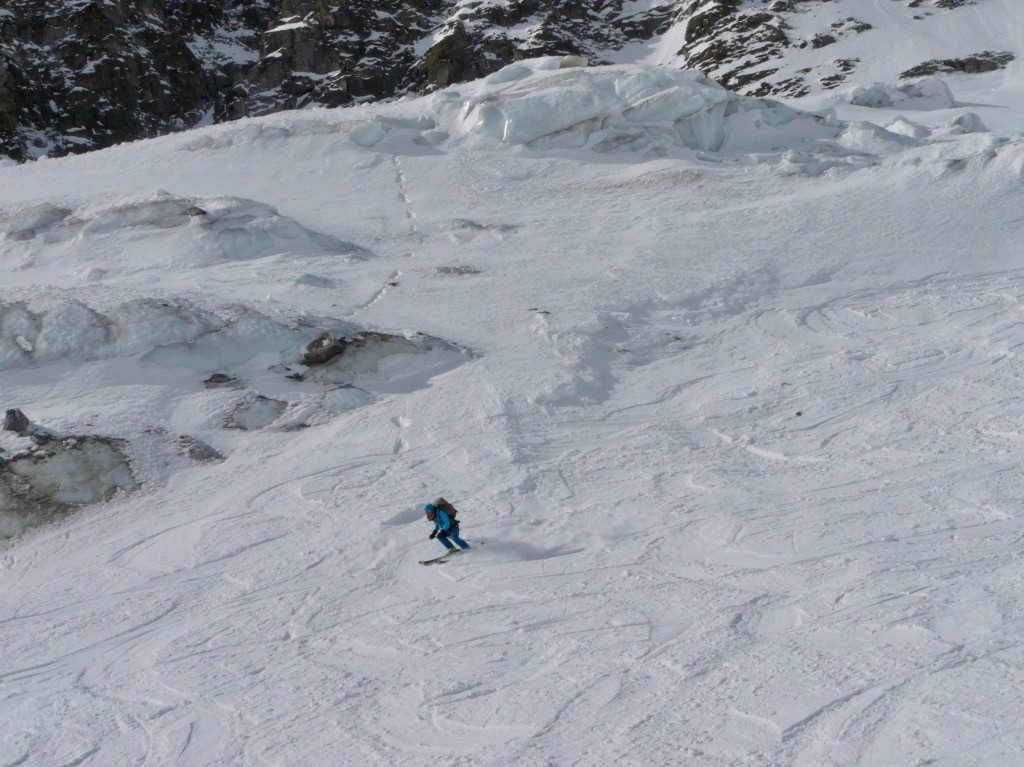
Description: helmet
xmin=424 ymin=504 xmax=436 ymax=516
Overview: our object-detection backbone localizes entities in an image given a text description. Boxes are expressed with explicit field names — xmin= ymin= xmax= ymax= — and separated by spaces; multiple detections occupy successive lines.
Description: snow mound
xmin=838 ymin=121 xmax=921 ymax=155
xmin=941 ymin=112 xmax=988 ymax=135
xmin=849 ymin=78 xmax=955 ymax=110
xmin=0 ymin=193 xmax=364 ymax=268
xmin=180 ymin=114 xmax=437 ymax=152
xmin=177 ymin=60 xmax=875 ymax=163
xmin=447 ymin=62 xmax=841 ymax=155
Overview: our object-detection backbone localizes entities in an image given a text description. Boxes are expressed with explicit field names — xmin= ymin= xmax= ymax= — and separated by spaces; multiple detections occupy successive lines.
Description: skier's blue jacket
xmin=432 ymin=509 xmax=456 ymax=534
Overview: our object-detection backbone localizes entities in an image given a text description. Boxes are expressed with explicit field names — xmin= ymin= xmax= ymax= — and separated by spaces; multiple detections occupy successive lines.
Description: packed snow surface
xmin=2 ymin=59 xmax=1024 ymax=766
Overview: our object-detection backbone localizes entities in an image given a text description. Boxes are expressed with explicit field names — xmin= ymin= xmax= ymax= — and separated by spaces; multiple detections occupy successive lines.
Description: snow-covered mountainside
xmin=3 ymin=26 xmax=1024 ymax=767
xmin=2 ymin=0 xmax=1022 ymax=159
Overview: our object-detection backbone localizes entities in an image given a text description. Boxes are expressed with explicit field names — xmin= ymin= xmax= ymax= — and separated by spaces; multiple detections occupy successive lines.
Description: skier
xmin=425 ymin=498 xmax=471 ymax=555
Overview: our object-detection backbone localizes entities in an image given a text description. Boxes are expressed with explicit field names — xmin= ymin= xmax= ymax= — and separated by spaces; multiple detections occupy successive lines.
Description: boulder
xmin=300 ymin=329 xmax=407 ymax=366
xmin=3 ymin=408 xmax=30 ymax=435
xmin=302 ymin=331 xmax=346 ymax=365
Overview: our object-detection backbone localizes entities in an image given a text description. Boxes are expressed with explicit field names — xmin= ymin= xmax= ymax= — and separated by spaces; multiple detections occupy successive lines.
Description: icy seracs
xmin=453 ymin=61 xmax=840 ymax=154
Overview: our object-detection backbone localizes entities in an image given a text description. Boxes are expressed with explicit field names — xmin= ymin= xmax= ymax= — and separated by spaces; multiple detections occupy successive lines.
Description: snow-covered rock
xmin=0 ymin=297 xmax=470 ymax=392
xmin=942 ymin=112 xmax=988 ymax=135
xmin=838 ymin=121 xmax=921 ymax=155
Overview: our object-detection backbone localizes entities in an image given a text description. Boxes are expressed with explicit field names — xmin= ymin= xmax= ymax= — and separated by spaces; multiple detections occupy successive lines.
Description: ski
xmin=419 ymin=549 xmax=467 ymax=566
xmin=418 ymin=555 xmax=451 ymax=565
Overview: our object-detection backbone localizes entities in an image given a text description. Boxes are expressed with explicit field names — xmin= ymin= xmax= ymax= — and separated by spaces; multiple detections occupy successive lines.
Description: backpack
xmin=434 ymin=497 xmax=459 ymax=524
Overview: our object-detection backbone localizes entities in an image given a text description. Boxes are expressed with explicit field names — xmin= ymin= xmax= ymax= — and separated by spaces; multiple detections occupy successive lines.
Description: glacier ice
xmin=455 ymin=62 xmax=840 ymax=155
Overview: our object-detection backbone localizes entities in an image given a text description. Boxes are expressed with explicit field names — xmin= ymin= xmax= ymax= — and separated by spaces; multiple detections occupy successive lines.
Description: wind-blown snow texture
xmin=2 ymin=53 xmax=1024 ymax=767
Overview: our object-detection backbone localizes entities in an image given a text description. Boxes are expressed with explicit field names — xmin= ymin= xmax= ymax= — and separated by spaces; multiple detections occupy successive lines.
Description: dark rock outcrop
xmin=301 ymin=329 xmax=409 ymax=366
xmin=204 ymin=373 xmax=237 ymax=387
xmin=3 ymin=408 xmax=29 ymax=435
xmin=0 ymin=0 xmax=278 ymax=160
xmin=901 ymin=51 xmax=1015 ymax=79
xmin=302 ymin=330 xmax=347 ymax=365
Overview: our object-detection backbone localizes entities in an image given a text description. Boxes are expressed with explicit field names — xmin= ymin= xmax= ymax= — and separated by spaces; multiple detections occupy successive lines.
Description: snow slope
xmin=637 ymin=0 xmax=1024 ymax=116
xmin=2 ymin=59 xmax=1024 ymax=766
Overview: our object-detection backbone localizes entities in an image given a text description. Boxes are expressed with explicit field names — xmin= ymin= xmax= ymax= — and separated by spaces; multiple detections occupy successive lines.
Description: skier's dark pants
xmin=437 ymin=526 xmax=470 ymax=551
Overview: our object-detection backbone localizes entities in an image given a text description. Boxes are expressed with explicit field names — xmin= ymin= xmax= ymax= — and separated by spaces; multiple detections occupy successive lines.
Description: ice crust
xmin=179 ymin=115 xmax=436 ymax=152
xmin=0 ymin=431 xmax=137 ymax=537
xmin=229 ymin=397 xmax=288 ymax=430
xmin=1 ymin=298 xmax=229 ymax=370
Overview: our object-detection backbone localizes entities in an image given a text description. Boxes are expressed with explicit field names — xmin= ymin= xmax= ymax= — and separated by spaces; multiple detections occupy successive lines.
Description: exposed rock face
xmin=901 ymin=51 xmax=1015 ymax=79
xmin=244 ymin=0 xmax=684 ymax=113
xmin=1 ymin=0 xmax=676 ymax=159
xmin=249 ymin=0 xmax=428 ymax=111
xmin=0 ymin=0 xmax=278 ymax=160
xmin=0 ymin=0 xmax=690 ymax=159
xmin=0 ymin=0 xmax=1013 ymax=160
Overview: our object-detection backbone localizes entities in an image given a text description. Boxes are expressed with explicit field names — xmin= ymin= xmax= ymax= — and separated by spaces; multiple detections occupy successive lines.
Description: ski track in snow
xmin=3 ymin=63 xmax=1024 ymax=766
